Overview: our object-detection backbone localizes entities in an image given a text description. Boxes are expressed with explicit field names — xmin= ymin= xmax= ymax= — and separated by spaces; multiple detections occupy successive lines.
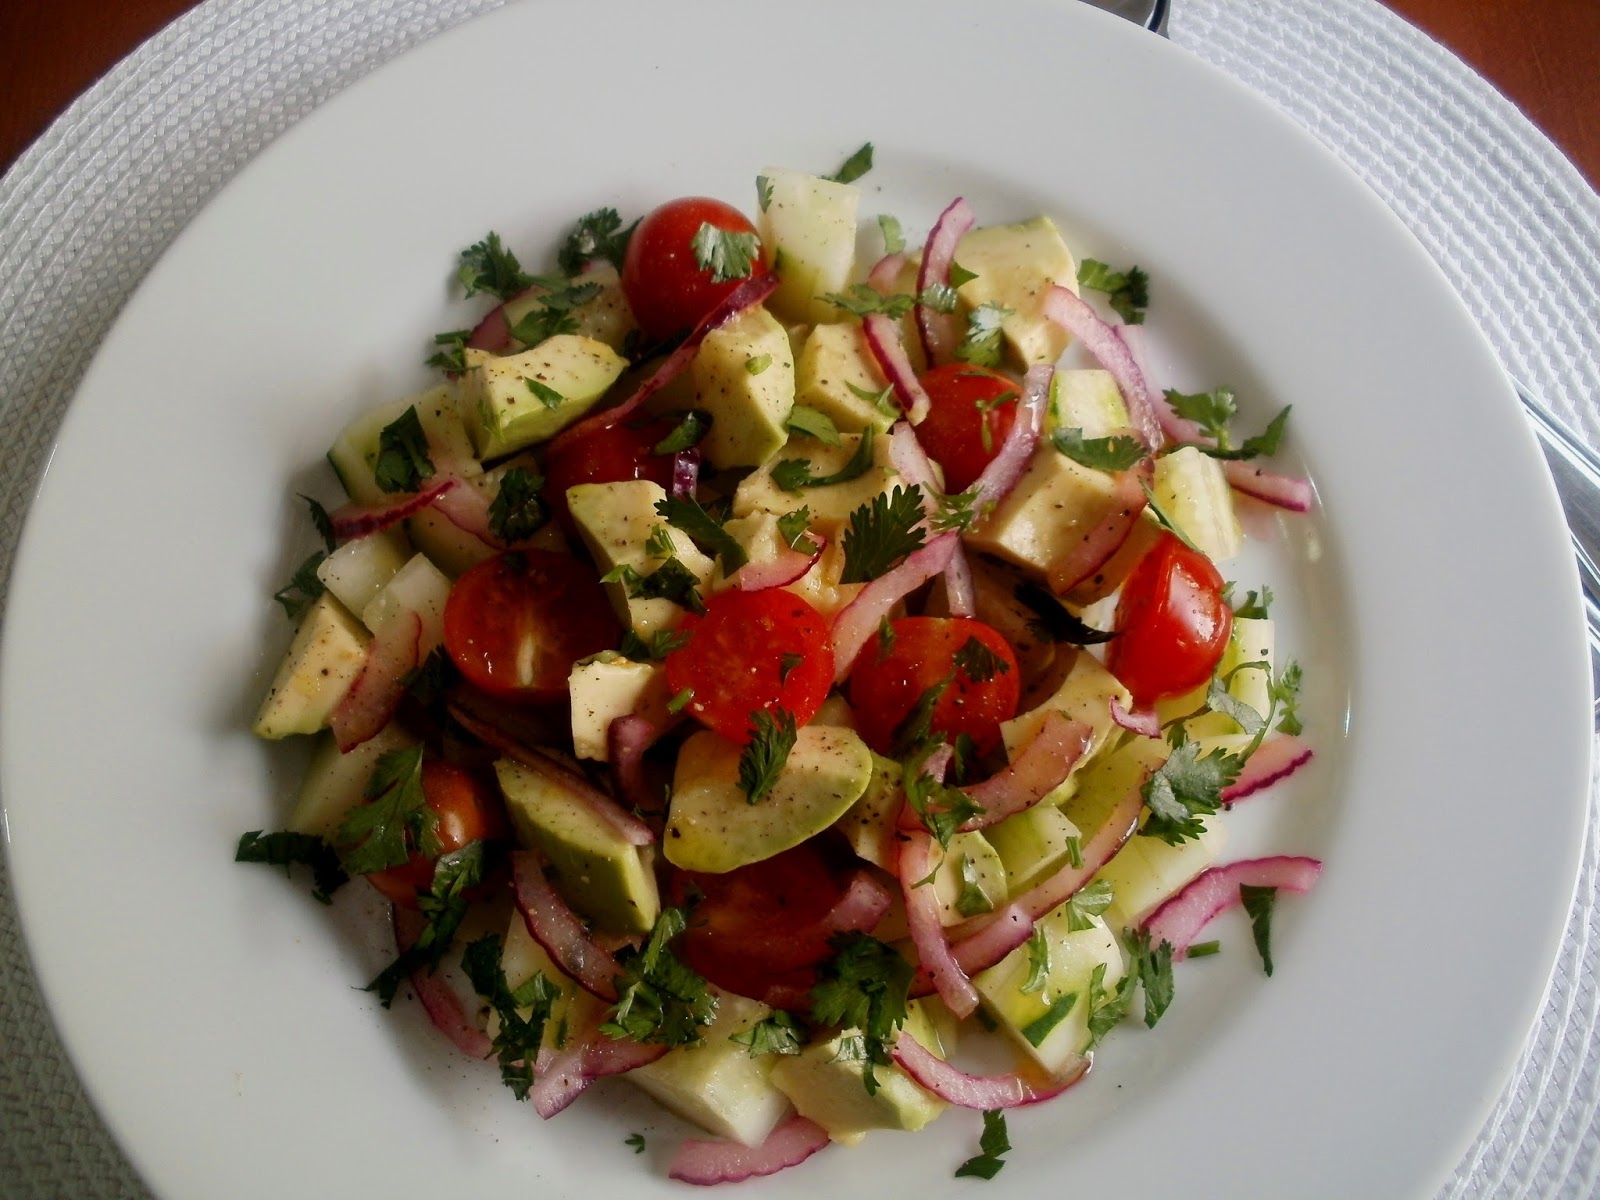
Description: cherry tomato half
xmin=1106 ymin=532 xmax=1233 ymax=706
xmin=847 ymin=616 xmax=1021 ymax=758
xmin=443 ymin=551 xmax=619 ymax=701
xmin=542 ymin=416 xmax=678 ymax=536
xmin=663 ymin=588 xmax=832 ymax=744
xmin=367 ymin=759 xmax=508 ymax=909
xmin=913 ymin=364 xmax=1020 ymax=494
xmin=621 ymin=196 xmax=765 ymax=343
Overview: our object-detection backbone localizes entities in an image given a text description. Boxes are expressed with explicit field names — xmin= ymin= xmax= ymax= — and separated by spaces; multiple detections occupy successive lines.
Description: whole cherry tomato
xmin=912 ymin=364 xmax=1020 ymax=493
xmin=1106 ymin=532 xmax=1233 ymax=706
xmin=366 ymin=759 xmax=508 ymax=909
xmin=541 ymin=416 xmax=678 ymax=536
xmin=621 ymin=196 xmax=765 ymax=343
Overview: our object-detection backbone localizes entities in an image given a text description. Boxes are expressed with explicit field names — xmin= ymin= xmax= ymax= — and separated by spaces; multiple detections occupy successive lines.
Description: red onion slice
xmin=968 ymin=363 xmax=1050 ymax=517
xmin=510 ymin=851 xmax=622 ymax=1002
xmin=670 ymin=448 xmax=701 ymax=500
xmin=608 ymin=713 xmax=667 ymax=816
xmin=915 ymin=197 xmax=975 ymax=366
xmin=1140 ymin=855 xmax=1323 ymax=959
xmin=862 ymin=312 xmax=934 ymax=425
xmin=1041 ymin=284 xmax=1164 ymax=449
xmin=1119 ymin=325 xmax=1204 ymax=446
xmin=668 ymin=1115 xmax=831 ymax=1186
xmin=911 ymin=902 xmax=1036 ymax=999
xmin=392 ymin=906 xmax=493 ymax=1060
xmin=1044 ymin=464 xmax=1151 ymax=594
xmin=1222 ymin=460 xmax=1315 ymax=512
xmin=1110 ymin=697 xmax=1162 ymax=739
xmin=329 ymin=477 xmax=459 ymax=541
xmin=867 ymin=251 xmax=908 ymax=295
xmin=890 ymin=1031 xmax=1088 ymax=1109
xmin=958 ymin=713 xmax=1092 ymax=832
xmin=1222 ymin=734 xmax=1313 ymax=802
xmin=331 ymin=609 xmax=422 ymax=752
xmin=447 ymin=702 xmax=656 ymax=847
xmin=899 ymin=828 xmax=981 ymax=1017
xmin=529 ymin=1032 xmax=670 ymax=1119
xmin=552 ymin=273 xmax=778 ymax=447
xmin=830 ymin=532 xmax=958 ymax=682
xmin=734 ymin=535 xmax=825 ymax=592
xmin=885 ymin=420 xmax=975 ymax=615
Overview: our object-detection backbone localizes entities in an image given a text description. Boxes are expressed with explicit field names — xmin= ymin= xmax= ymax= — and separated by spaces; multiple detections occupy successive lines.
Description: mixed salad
xmin=241 ymin=143 xmax=1320 ymax=1184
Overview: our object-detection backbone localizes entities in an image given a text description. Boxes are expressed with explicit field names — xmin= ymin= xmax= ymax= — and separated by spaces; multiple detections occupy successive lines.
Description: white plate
xmin=1 ymin=0 xmax=1589 ymax=1196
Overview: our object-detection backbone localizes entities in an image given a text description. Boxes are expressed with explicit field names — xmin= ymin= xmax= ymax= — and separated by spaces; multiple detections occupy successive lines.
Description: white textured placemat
xmin=1 ymin=1 xmax=1596 ymax=1196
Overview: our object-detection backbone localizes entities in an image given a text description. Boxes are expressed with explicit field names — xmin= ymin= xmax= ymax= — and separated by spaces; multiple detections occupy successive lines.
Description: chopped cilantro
xmin=876 ymin=615 xmax=897 ymax=660
xmin=1230 ymin=584 xmax=1274 ymax=619
xmin=1021 ymin=992 xmax=1078 ymax=1047
xmin=619 ymin=628 xmax=692 ymax=661
xmin=1063 ymin=834 xmax=1083 ymax=869
xmin=655 ymin=495 xmax=748 ymax=575
xmin=1140 ymin=483 xmax=1204 ymax=556
xmin=955 ymin=853 xmax=995 ymax=917
xmin=1020 ymin=928 xmax=1051 ymax=994
xmin=365 ymin=841 xmax=485 ymax=1007
xmin=1077 ymin=258 xmax=1150 ymax=324
xmin=846 ymin=379 xmax=901 ymax=419
xmin=609 ymin=557 xmax=706 ymax=614
xmin=1165 ymin=386 xmax=1237 ymax=444
xmin=738 ymin=708 xmax=797 ymax=804
xmin=234 ymin=830 xmax=347 ymax=904
xmin=953 ymin=636 xmax=1010 ymax=684
xmin=756 ymin=175 xmax=774 ymax=212
xmin=644 ymin=524 xmax=676 ymax=558
xmin=1084 ymin=961 xmax=1138 ymax=1049
xmin=1129 ymin=929 xmax=1176 ymax=1027
xmin=1240 ymin=884 xmax=1279 ymax=976
xmin=902 ymin=745 xmax=984 ymax=846
xmin=1187 ymin=939 xmax=1222 ymax=958
xmin=770 ymin=425 xmax=878 ymax=493
xmin=822 ymin=285 xmax=915 ymax=320
xmin=1140 ymin=729 xmax=1243 ymax=846
xmin=787 ymin=404 xmax=842 ymax=445
xmin=505 ymin=281 xmax=604 ymax=347
xmin=839 ymin=482 xmax=926 ymax=584
xmin=731 ymin=1010 xmax=806 ymax=1056
xmin=298 ymin=493 xmax=335 ymax=551
xmin=1065 ymin=878 xmax=1115 ymax=932
xmin=947 ymin=261 xmax=978 ymax=289
xmin=1236 ymin=406 xmax=1291 ymax=459
xmin=653 ymin=409 xmax=711 ymax=454
xmin=745 ymin=353 xmax=772 ymax=375
xmin=666 ymin=686 xmax=694 ymax=714
xmin=625 ymin=1133 xmax=647 ymax=1154
xmin=372 ymin=406 xmax=435 ymax=494
xmin=954 ymin=1110 xmax=1011 ymax=1180
xmin=1013 ymin=581 xmax=1116 ymax=646
xmin=337 ymin=744 xmax=440 ymax=876
xmin=1051 ymin=426 xmax=1148 ymax=471
xmin=878 ymin=214 xmax=905 ymax=255
xmin=931 ymin=486 xmax=980 ymax=534
xmin=891 ymin=676 xmax=951 ymax=757
xmin=778 ymin=652 xmax=804 ymax=683
xmin=273 ymin=551 xmax=326 ymax=620
xmin=559 ymin=207 xmax=638 ymax=274
xmin=463 ymin=933 xmax=558 ymax=1100
xmin=953 ymin=303 xmax=1012 ymax=368
xmin=524 ymin=377 xmax=565 ymax=410
xmin=488 ymin=466 xmax=547 ymax=543
xmin=827 ymin=141 xmax=874 ymax=184
xmin=1272 ymin=661 xmax=1305 ymax=735
xmin=776 ymin=507 xmax=817 ymax=551
xmin=602 ymin=907 xmax=717 ymax=1047
xmin=456 ymin=232 xmax=534 ymax=300
xmin=691 ymin=222 xmax=760 ymax=284
xmin=425 ymin=328 xmax=471 ymax=374
xmin=809 ymin=933 xmax=912 ymax=1096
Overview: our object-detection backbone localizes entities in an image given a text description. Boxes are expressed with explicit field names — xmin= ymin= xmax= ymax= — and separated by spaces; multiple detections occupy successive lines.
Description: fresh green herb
xmin=738 ymin=708 xmax=797 ymax=804
xmin=1065 ymin=878 xmax=1115 ymax=933
xmin=644 ymin=525 xmax=677 ymax=559
xmin=1187 ymin=939 xmax=1222 ymax=958
xmin=745 ymin=353 xmax=773 ymax=376
xmin=602 ymin=907 xmax=717 ymax=1047
xmin=1084 ymin=961 xmax=1138 ymax=1049
xmin=839 ymin=482 xmax=926 ymax=584
xmin=1021 ymin=992 xmax=1079 ymax=1047
xmin=955 ymin=853 xmax=995 ymax=917
xmin=337 ymin=745 xmax=439 ymax=876
xmin=902 ymin=745 xmax=984 ymax=847
xmin=299 ymin=494 xmax=336 ymax=551
xmin=1020 ymin=928 xmax=1051 ymax=994
xmin=691 ymin=222 xmax=760 ymax=284
xmin=891 ymin=677 xmax=952 ymax=758
xmin=827 ymin=141 xmax=874 ymax=184
xmin=1063 ymin=835 xmax=1083 ymax=869
xmin=778 ymin=653 xmax=804 ymax=684
xmin=878 ymin=214 xmax=905 ymax=255
xmin=655 ymin=495 xmax=749 ymax=575
xmin=1231 ymin=585 xmax=1274 ymax=619
xmin=822 ymin=285 xmax=916 ymax=320
xmin=653 ymin=409 xmax=711 ymax=455
xmin=273 ymin=552 xmax=326 ymax=620
xmin=953 ymin=303 xmax=1013 ymax=368
xmin=619 ymin=628 xmax=692 ymax=661
xmin=1140 ymin=728 xmax=1244 ymax=846
xmin=810 ymin=933 xmax=913 ymax=1096
xmin=610 ymin=557 xmax=706 ymax=614
xmin=1141 ymin=483 xmax=1204 ymax=556
xmin=770 ymin=425 xmax=878 ymax=493
xmin=776 ymin=507 xmax=817 ymax=551
xmin=971 ymin=389 xmax=1018 ymax=454
xmin=948 ymin=261 xmax=978 ymax=289
xmin=846 ymin=380 xmax=902 ymax=419
xmin=756 ymin=175 xmax=774 ymax=212
xmin=504 ymin=279 xmax=604 ymax=347
xmin=1077 ymin=258 xmax=1150 ymax=324
xmin=1206 ymin=675 xmax=1267 ymax=738
xmin=1013 ymin=581 xmax=1117 ymax=646
xmin=366 ymin=842 xmax=485 ymax=1006
xmin=456 ymin=232 xmax=534 ymax=300
xmin=666 ymin=687 xmax=695 ymax=714
xmin=954 ymin=1110 xmax=1012 ymax=1180
xmin=1240 ymin=884 xmax=1279 ymax=975
xmin=787 ymin=404 xmax=842 ymax=445
xmin=559 ymin=207 xmax=638 ymax=274
xmin=953 ymin=636 xmax=1010 ymax=684
xmin=930 ymin=486 xmax=981 ymax=535
xmin=876 ymin=615 xmax=897 ymax=660
xmin=234 ymin=830 xmax=347 ymax=904
xmin=1165 ymin=389 xmax=1292 ymax=462
xmin=487 ymin=467 xmax=547 ymax=543
xmin=1050 ymin=426 xmax=1148 ymax=471
xmin=373 ymin=406 xmax=435 ymax=494
xmin=463 ymin=933 xmax=558 ymax=1100
xmin=731 ymin=1010 xmax=806 ymax=1056
xmin=402 ymin=647 xmax=457 ymax=712
xmin=918 ymin=282 xmax=959 ymax=314
xmin=625 ymin=1133 xmax=647 ymax=1154
xmin=425 ymin=328 xmax=471 ymax=374
xmin=525 ymin=378 xmax=565 ymax=410
xmin=1129 ymin=928 xmax=1176 ymax=1028
xmin=1272 ymin=661 xmax=1305 ymax=735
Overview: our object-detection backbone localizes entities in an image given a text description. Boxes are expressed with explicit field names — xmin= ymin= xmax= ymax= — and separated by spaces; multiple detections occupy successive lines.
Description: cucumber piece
xmin=757 ymin=167 xmax=861 ymax=327
xmin=315 ymin=529 xmax=411 ymax=622
xmin=287 ymin=723 xmax=416 ymax=839
xmin=1152 ymin=445 xmax=1241 ymax=562
xmin=326 ymin=386 xmax=479 ymax=504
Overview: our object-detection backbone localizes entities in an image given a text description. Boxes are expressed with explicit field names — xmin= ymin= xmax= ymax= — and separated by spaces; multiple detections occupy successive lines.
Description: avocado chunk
xmin=287 ymin=723 xmax=416 ymax=839
xmin=500 ymin=262 xmax=638 ymax=356
xmin=757 ymin=167 xmax=861 ymax=328
xmin=679 ymin=305 xmax=796 ymax=469
xmin=833 ymin=752 xmax=903 ymax=870
xmin=494 ymin=756 xmax=660 ymax=934
xmin=793 ymin=323 xmax=897 ymax=435
xmin=732 ymin=427 xmax=901 ymax=537
xmin=253 ymin=593 xmax=370 ymax=739
xmin=953 ymin=215 xmax=1079 ymax=368
xmin=567 ymin=479 xmax=715 ymax=638
xmin=931 ymin=831 xmax=1008 ymax=922
xmin=665 ymin=726 xmax=875 ymax=873
xmin=567 ymin=655 xmax=674 ymax=762
xmin=326 ymin=386 xmax=481 ymax=505
xmin=459 ymin=334 xmax=627 ymax=460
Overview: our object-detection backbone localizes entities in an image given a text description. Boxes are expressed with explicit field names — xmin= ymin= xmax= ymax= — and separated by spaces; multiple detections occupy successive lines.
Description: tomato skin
xmin=912 ymin=364 xmax=1019 ymax=494
xmin=443 ymin=551 xmax=619 ymax=701
xmin=621 ymin=197 xmax=765 ymax=343
xmin=367 ymin=760 xmax=508 ymax=909
xmin=663 ymin=588 xmax=832 ymax=744
xmin=847 ymin=617 xmax=1021 ymax=758
xmin=542 ymin=417 xmax=677 ymax=536
xmin=1107 ymin=532 xmax=1233 ymax=706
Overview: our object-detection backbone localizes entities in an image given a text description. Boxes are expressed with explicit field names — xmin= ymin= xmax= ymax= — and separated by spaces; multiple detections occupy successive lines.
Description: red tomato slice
xmin=442 ymin=551 xmax=619 ymax=701
xmin=1106 ymin=532 xmax=1233 ymax=706
xmin=663 ymin=588 xmax=831 ymax=743
xmin=621 ymin=196 xmax=765 ymax=343
xmin=367 ymin=759 xmax=508 ymax=909
xmin=541 ymin=417 xmax=678 ymax=536
xmin=912 ymin=364 xmax=1020 ymax=494
xmin=847 ymin=616 xmax=1021 ymax=758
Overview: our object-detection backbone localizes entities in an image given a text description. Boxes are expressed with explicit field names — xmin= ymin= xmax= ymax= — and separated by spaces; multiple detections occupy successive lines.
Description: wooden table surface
xmin=1 ymin=0 xmax=1597 ymax=186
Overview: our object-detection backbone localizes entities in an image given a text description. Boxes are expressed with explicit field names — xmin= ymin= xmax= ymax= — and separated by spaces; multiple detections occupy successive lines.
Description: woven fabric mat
xmin=1 ymin=0 xmax=1596 ymax=1195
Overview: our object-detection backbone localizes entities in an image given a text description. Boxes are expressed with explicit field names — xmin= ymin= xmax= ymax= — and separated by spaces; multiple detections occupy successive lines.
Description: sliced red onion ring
xmin=1110 ymin=697 xmax=1162 ymax=739
xmin=958 ymin=713 xmax=1092 ymax=832
xmin=898 ymin=828 xmax=981 ymax=1017
xmin=447 ymin=702 xmax=656 ymax=847
xmin=863 ymin=312 xmax=933 ymax=425
xmin=911 ymin=902 xmax=1035 ymax=999
xmin=553 ymin=273 xmax=778 ymax=447
xmin=1222 ymin=734 xmax=1313 ymax=803
xmin=1119 ymin=325 xmax=1203 ymax=446
xmin=509 ymin=850 xmax=622 ymax=1002
xmin=890 ymin=1031 xmax=1088 ymax=1109
xmin=329 ymin=477 xmax=459 ymax=541
xmin=608 ymin=713 xmax=667 ymax=816
xmin=1222 ymin=460 xmax=1315 ymax=512
xmin=1041 ymin=284 xmax=1164 ymax=450
xmin=392 ymin=906 xmax=493 ymax=1060
xmin=1140 ymin=855 xmax=1323 ymax=959
xmin=967 ymin=363 xmax=1050 ymax=517
xmin=670 ymin=448 xmax=701 ymax=500
xmin=331 ymin=609 xmax=422 ymax=752
xmin=529 ymin=1032 xmax=670 ymax=1119
xmin=428 ymin=481 xmax=496 ymax=547
xmin=734 ymin=535 xmax=825 ymax=592
xmin=1045 ymin=464 xmax=1151 ymax=594
xmin=830 ymin=532 xmax=958 ymax=682
xmin=866 ymin=251 xmax=908 ymax=295
xmin=668 ymin=1114 xmax=831 ymax=1186
xmin=915 ymin=196 xmax=975 ymax=366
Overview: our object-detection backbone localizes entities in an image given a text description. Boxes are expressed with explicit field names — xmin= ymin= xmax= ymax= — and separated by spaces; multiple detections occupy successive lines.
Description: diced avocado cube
xmin=286 ymin=723 xmax=416 ymax=839
xmin=315 ymin=529 xmax=411 ymax=619
xmin=501 ymin=262 xmax=637 ymax=355
xmin=459 ymin=334 xmax=627 ymax=460
xmin=665 ymin=726 xmax=875 ymax=873
xmin=252 ymin=594 xmax=370 ymax=739
xmin=326 ymin=386 xmax=480 ymax=505
xmin=953 ymin=216 xmax=1079 ymax=368
xmin=406 ymin=452 xmax=568 ymax=578
xmin=975 ymin=910 xmax=1126 ymax=1073
xmin=1001 ymin=650 xmax=1132 ymax=772
xmin=1049 ymin=369 xmax=1130 ymax=437
xmin=757 ymin=168 xmax=861 ymax=328
xmin=567 ymin=479 xmax=714 ymax=638
xmin=568 ymin=656 xmax=673 ymax=762
xmin=732 ymin=428 xmax=900 ymax=536
xmin=793 ymin=323 xmax=896 ymax=434
xmin=628 ymin=991 xmax=793 ymax=1147
xmin=359 ymin=552 xmax=451 ymax=654
xmin=494 ymin=757 xmax=660 ymax=934
xmin=833 ymin=752 xmax=902 ymax=870
xmin=496 ymin=908 xmax=608 ymax=1055
xmin=678 ymin=305 xmax=795 ymax=469
xmin=986 ymin=802 xmax=1084 ymax=895
xmin=709 ymin=511 xmax=863 ymax=618
xmin=1153 ymin=445 xmax=1241 ymax=563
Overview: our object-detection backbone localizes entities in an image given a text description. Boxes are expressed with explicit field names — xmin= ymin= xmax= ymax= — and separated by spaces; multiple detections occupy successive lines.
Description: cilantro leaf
xmin=273 ymin=551 xmax=326 ymax=620
xmin=745 ymin=353 xmax=772 ymax=375
xmin=234 ymin=830 xmax=347 ymax=904
xmin=1271 ymin=660 xmax=1305 ymax=735
xmin=1021 ymin=992 xmax=1078 ymax=1047
xmin=1013 ymin=582 xmax=1116 ymax=646
xmin=653 ymin=409 xmax=711 ymax=454
xmin=610 ymin=557 xmax=706 ymax=614
xmin=1077 ymin=258 xmax=1150 ymax=324
xmin=373 ymin=406 xmax=435 ymax=494
xmin=953 ymin=636 xmax=1010 ymax=685
xmin=402 ymin=646 xmax=457 ymax=714
xmin=769 ymin=425 xmax=878 ymax=493
xmin=1050 ymin=426 xmax=1148 ymax=471
xmin=644 ymin=524 xmax=676 ymax=558
xmin=488 ymin=466 xmax=548 ymax=543
xmin=1065 ymin=878 xmax=1115 ymax=932
xmin=691 ymin=222 xmax=760 ymax=284
xmin=456 ymin=232 xmax=534 ymax=300
xmin=878 ymin=214 xmax=905 ymax=255
xmin=1237 ymin=405 xmax=1291 ymax=459
xmin=1230 ymin=585 xmax=1274 ymax=619
xmin=618 ymin=628 xmax=692 ymax=661
xmin=756 ymin=175 xmax=774 ymax=212
xmin=948 ymin=261 xmax=978 ymax=289
xmin=626 ymin=1133 xmax=647 ymax=1154
xmin=655 ymin=495 xmax=749 ymax=575
xmin=827 ymin=142 xmax=874 ymax=184
xmin=559 ymin=207 xmax=638 ymax=274
xmin=953 ymin=303 xmax=1013 ymax=368
xmin=738 ymin=708 xmax=797 ymax=804
xmin=1129 ymin=929 xmax=1175 ymax=1027
xmin=300 ymin=493 xmax=336 ymax=551
xmin=731 ymin=1010 xmax=806 ymax=1056
xmin=1139 ymin=731 xmax=1243 ymax=846
xmin=463 ymin=933 xmax=558 ymax=1100
xmin=822 ymin=285 xmax=915 ymax=320
xmin=787 ymin=404 xmax=842 ymax=445
xmin=425 ymin=328 xmax=471 ymax=374
xmin=1240 ymin=884 xmax=1279 ymax=976
xmin=1020 ymin=928 xmax=1051 ymax=994
xmin=1140 ymin=482 xmax=1204 ymax=555
xmin=810 ymin=933 xmax=912 ymax=1096
xmin=892 ymin=676 xmax=953 ymax=758
xmin=1084 ymin=961 xmax=1138 ymax=1049
xmin=847 ymin=379 xmax=902 ymax=419
xmin=337 ymin=744 xmax=440 ymax=875
xmin=365 ymin=841 xmax=486 ymax=1007
xmin=955 ymin=1110 xmax=1011 ymax=1180
xmin=930 ymin=486 xmax=980 ymax=534
xmin=776 ymin=507 xmax=817 ymax=551
xmin=602 ymin=907 xmax=718 ymax=1047
xmin=955 ymin=852 xmax=996 ymax=917
xmin=1165 ymin=387 xmax=1237 ymax=447
xmin=525 ymin=378 xmax=565 ymax=410
xmin=839 ymin=482 xmax=926 ymax=584
xmin=902 ymin=745 xmax=984 ymax=846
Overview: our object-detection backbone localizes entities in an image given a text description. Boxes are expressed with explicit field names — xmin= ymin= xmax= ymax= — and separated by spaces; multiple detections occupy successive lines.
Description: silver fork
xmin=1091 ymin=0 xmax=1600 ymax=719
